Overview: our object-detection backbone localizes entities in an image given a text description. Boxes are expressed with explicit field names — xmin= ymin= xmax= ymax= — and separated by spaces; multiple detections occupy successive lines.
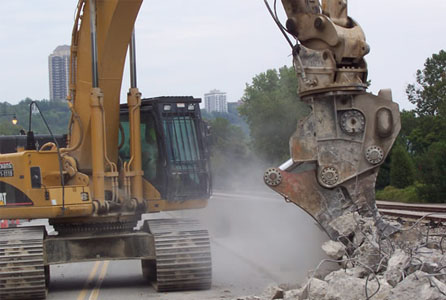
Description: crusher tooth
xmin=143 ymin=218 xmax=212 ymax=292
xmin=0 ymin=226 xmax=48 ymax=300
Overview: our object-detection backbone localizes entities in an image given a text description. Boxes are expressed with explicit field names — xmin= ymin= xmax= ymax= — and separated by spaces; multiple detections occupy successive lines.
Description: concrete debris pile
xmin=235 ymin=213 xmax=446 ymax=300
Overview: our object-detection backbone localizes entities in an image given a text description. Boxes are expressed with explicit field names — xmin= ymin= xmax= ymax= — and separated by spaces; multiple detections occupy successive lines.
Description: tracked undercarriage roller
xmin=0 ymin=226 xmax=48 ymax=300
xmin=141 ymin=219 xmax=212 ymax=292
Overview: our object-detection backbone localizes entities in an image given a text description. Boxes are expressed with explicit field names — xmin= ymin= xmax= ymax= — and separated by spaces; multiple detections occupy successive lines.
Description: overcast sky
xmin=0 ymin=0 xmax=445 ymax=111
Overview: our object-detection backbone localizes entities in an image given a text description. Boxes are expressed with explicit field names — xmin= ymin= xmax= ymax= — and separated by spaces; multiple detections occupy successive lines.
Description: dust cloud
xmin=169 ymin=161 xmax=329 ymax=295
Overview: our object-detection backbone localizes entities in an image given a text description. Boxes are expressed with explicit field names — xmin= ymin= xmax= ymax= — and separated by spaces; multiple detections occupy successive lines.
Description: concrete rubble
xmin=233 ymin=215 xmax=446 ymax=300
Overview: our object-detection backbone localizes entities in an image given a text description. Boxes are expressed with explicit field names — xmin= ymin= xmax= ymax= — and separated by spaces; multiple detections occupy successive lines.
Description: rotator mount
xmin=280 ymin=0 xmax=370 ymax=97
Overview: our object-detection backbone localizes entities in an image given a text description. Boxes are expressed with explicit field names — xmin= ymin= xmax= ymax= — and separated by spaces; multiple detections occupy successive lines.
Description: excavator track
xmin=0 ymin=226 xmax=47 ymax=300
xmin=147 ymin=218 xmax=212 ymax=292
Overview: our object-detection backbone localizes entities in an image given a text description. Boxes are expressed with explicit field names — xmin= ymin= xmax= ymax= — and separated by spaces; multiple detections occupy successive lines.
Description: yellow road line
xmin=77 ymin=261 xmax=102 ymax=300
xmin=88 ymin=260 xmax=110 ymax=300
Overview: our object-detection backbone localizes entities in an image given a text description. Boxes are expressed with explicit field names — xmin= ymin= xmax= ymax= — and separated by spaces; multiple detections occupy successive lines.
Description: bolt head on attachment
xmin=365 ymin=145 xmax=384 ymax=165
xmin=264 ymin=168 xmax=282 ymax=187
xmin=340 ymin=110 xmax=366 ymax=136
xmin=319 ymin=166 xmax=339 ymax=187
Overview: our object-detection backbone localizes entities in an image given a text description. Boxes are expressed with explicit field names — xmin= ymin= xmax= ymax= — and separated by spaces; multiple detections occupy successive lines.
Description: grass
xmin=376 ymin=185 xmax=421 ymax=203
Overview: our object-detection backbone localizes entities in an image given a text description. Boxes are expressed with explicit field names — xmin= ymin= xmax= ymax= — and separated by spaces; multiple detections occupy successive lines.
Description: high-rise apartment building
xmin=204 ymin=89 xmax=227 ymax=113
xmin=48 ymin=45 xmax=70 ymax=101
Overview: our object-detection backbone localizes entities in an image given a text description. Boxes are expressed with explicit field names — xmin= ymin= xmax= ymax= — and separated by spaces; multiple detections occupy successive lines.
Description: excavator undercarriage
xmin=0 ymin=218 xmax=212 ymax=299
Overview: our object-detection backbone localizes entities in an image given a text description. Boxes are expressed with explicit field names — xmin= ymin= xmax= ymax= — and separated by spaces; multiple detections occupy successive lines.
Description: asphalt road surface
xmin=43 ymin=188 xmax=328 ymax=300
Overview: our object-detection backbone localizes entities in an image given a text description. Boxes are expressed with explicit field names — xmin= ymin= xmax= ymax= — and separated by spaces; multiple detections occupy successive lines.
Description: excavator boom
xmin=68 ymin=0 xmax=142 ymax=170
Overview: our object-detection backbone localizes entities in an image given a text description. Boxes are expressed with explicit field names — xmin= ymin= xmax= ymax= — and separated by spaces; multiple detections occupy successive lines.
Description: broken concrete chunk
xmin=385 ymin=249 xmax=409 ymax=287
xmin=413 ymin=247 xmax=443 ymax=274
xmin=328 ymin=212 xmax=359 ymax=238
xmin=260 ymin=285 xmax=285 ymax=300
xmin=308 ymin=260 xmax=341 ymax=280
xmin=352 ymin=216 xmax=376 ymax=246
xmin=392 ymin=229 xmax=423 ymax=249
xmin=344 ymin=266 xmax=370 ymax=278
xmin=325 ymin=272 xmax=367 ymax=300
xmin=353 ymin=239 xmax=384 ymax=272
xmin=324 ymin=270 xmax=391 ymax=300
xmin=304 ymin=278 xmax=328 ymax=299
xmin=324 ymin=269 xmax=346 ymax=282
xmin=283 ymin=287 xmax=304 ymax=300
xmin=388 ymin=271 xmax=446 ymax=300
xmin=322 ymin=240 xmax=346 ymax=259
xmin=373 ymin=276 xmax=393 ymax=300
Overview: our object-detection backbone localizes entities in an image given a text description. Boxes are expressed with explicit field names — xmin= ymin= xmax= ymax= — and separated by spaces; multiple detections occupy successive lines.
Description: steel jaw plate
xmin=264 ymin=91 xmax=401 ymax=240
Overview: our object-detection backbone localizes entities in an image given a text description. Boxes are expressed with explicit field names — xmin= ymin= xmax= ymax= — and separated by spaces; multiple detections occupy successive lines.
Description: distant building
xmin=204 ymin=89 xmax=228 ymax=113
xmin=48 ymin=45 xmax=70 ymax=101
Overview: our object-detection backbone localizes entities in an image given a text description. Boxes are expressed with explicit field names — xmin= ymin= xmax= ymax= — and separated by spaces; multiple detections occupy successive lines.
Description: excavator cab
xmin=119 ymin=96 xmax=211 ymax=202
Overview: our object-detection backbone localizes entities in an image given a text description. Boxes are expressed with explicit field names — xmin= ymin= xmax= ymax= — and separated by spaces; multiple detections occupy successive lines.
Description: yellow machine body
xmin=0 ymin=0 xmax=211 ymax=223
xmin=0 ymin=151 xmax=92 ymax=219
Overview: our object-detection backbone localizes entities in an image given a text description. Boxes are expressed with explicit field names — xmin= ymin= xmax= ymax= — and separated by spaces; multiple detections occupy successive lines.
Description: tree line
xmin=207 ymin=50 xmax=445 ymax=202
xmin=0 ymin=98 xmax=69 ymax=136
xmin=376 ymin=50 xmax=446 ymax=203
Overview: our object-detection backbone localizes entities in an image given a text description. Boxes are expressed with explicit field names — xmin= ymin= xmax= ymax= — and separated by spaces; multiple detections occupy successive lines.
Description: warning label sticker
xmin=0 ymin=192 xmax=6 ymax=205
xmin=0 ymin=162 xmax=14 ymax=178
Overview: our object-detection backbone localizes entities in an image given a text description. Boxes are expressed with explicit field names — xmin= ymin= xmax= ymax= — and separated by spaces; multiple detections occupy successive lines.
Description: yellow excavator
xmin=0 ymin=0 xmax=402 ymax=299
xmin=0 ymin=1 xmax=211 ymax=298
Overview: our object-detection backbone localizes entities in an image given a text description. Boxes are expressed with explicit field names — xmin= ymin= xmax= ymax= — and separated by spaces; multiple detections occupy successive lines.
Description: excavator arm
xmin=264 ymin=0 xmax=401 ymax=239
xmin=66 ymin=0 xmax=143 ymax=211
xmin=68 ymin=0 xmax=141 ymax=170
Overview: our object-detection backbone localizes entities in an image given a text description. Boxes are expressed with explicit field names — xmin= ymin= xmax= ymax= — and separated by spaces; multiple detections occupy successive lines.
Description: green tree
xmin=416 ymin=142 xmax=446 ymax=203
xmin=207 ymin=118 xmax=250 ymax=187
xmin=396 ymin=50 xmax=446 ymax=202
xmin=406 ymin=49 xmax=446 ymax=116
xmin=376 ymin=155 xmax=390 ymax=190
xmin=398 ymin=110 xmax=418 ymax=151
xmin=389 ymin=144 xmax=416 ymax=189
xmin=201 ymin=107 xmax=249 ymax=135
xmin=0 ymin=98 xmax=70 ymax=136
xmin=408 ymin=115 xmax=446 ymax=156
xmin=0 ymin=122 xmax=22 ymax=135
xmin=239 ymin=66 xmax=310 ymax=164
